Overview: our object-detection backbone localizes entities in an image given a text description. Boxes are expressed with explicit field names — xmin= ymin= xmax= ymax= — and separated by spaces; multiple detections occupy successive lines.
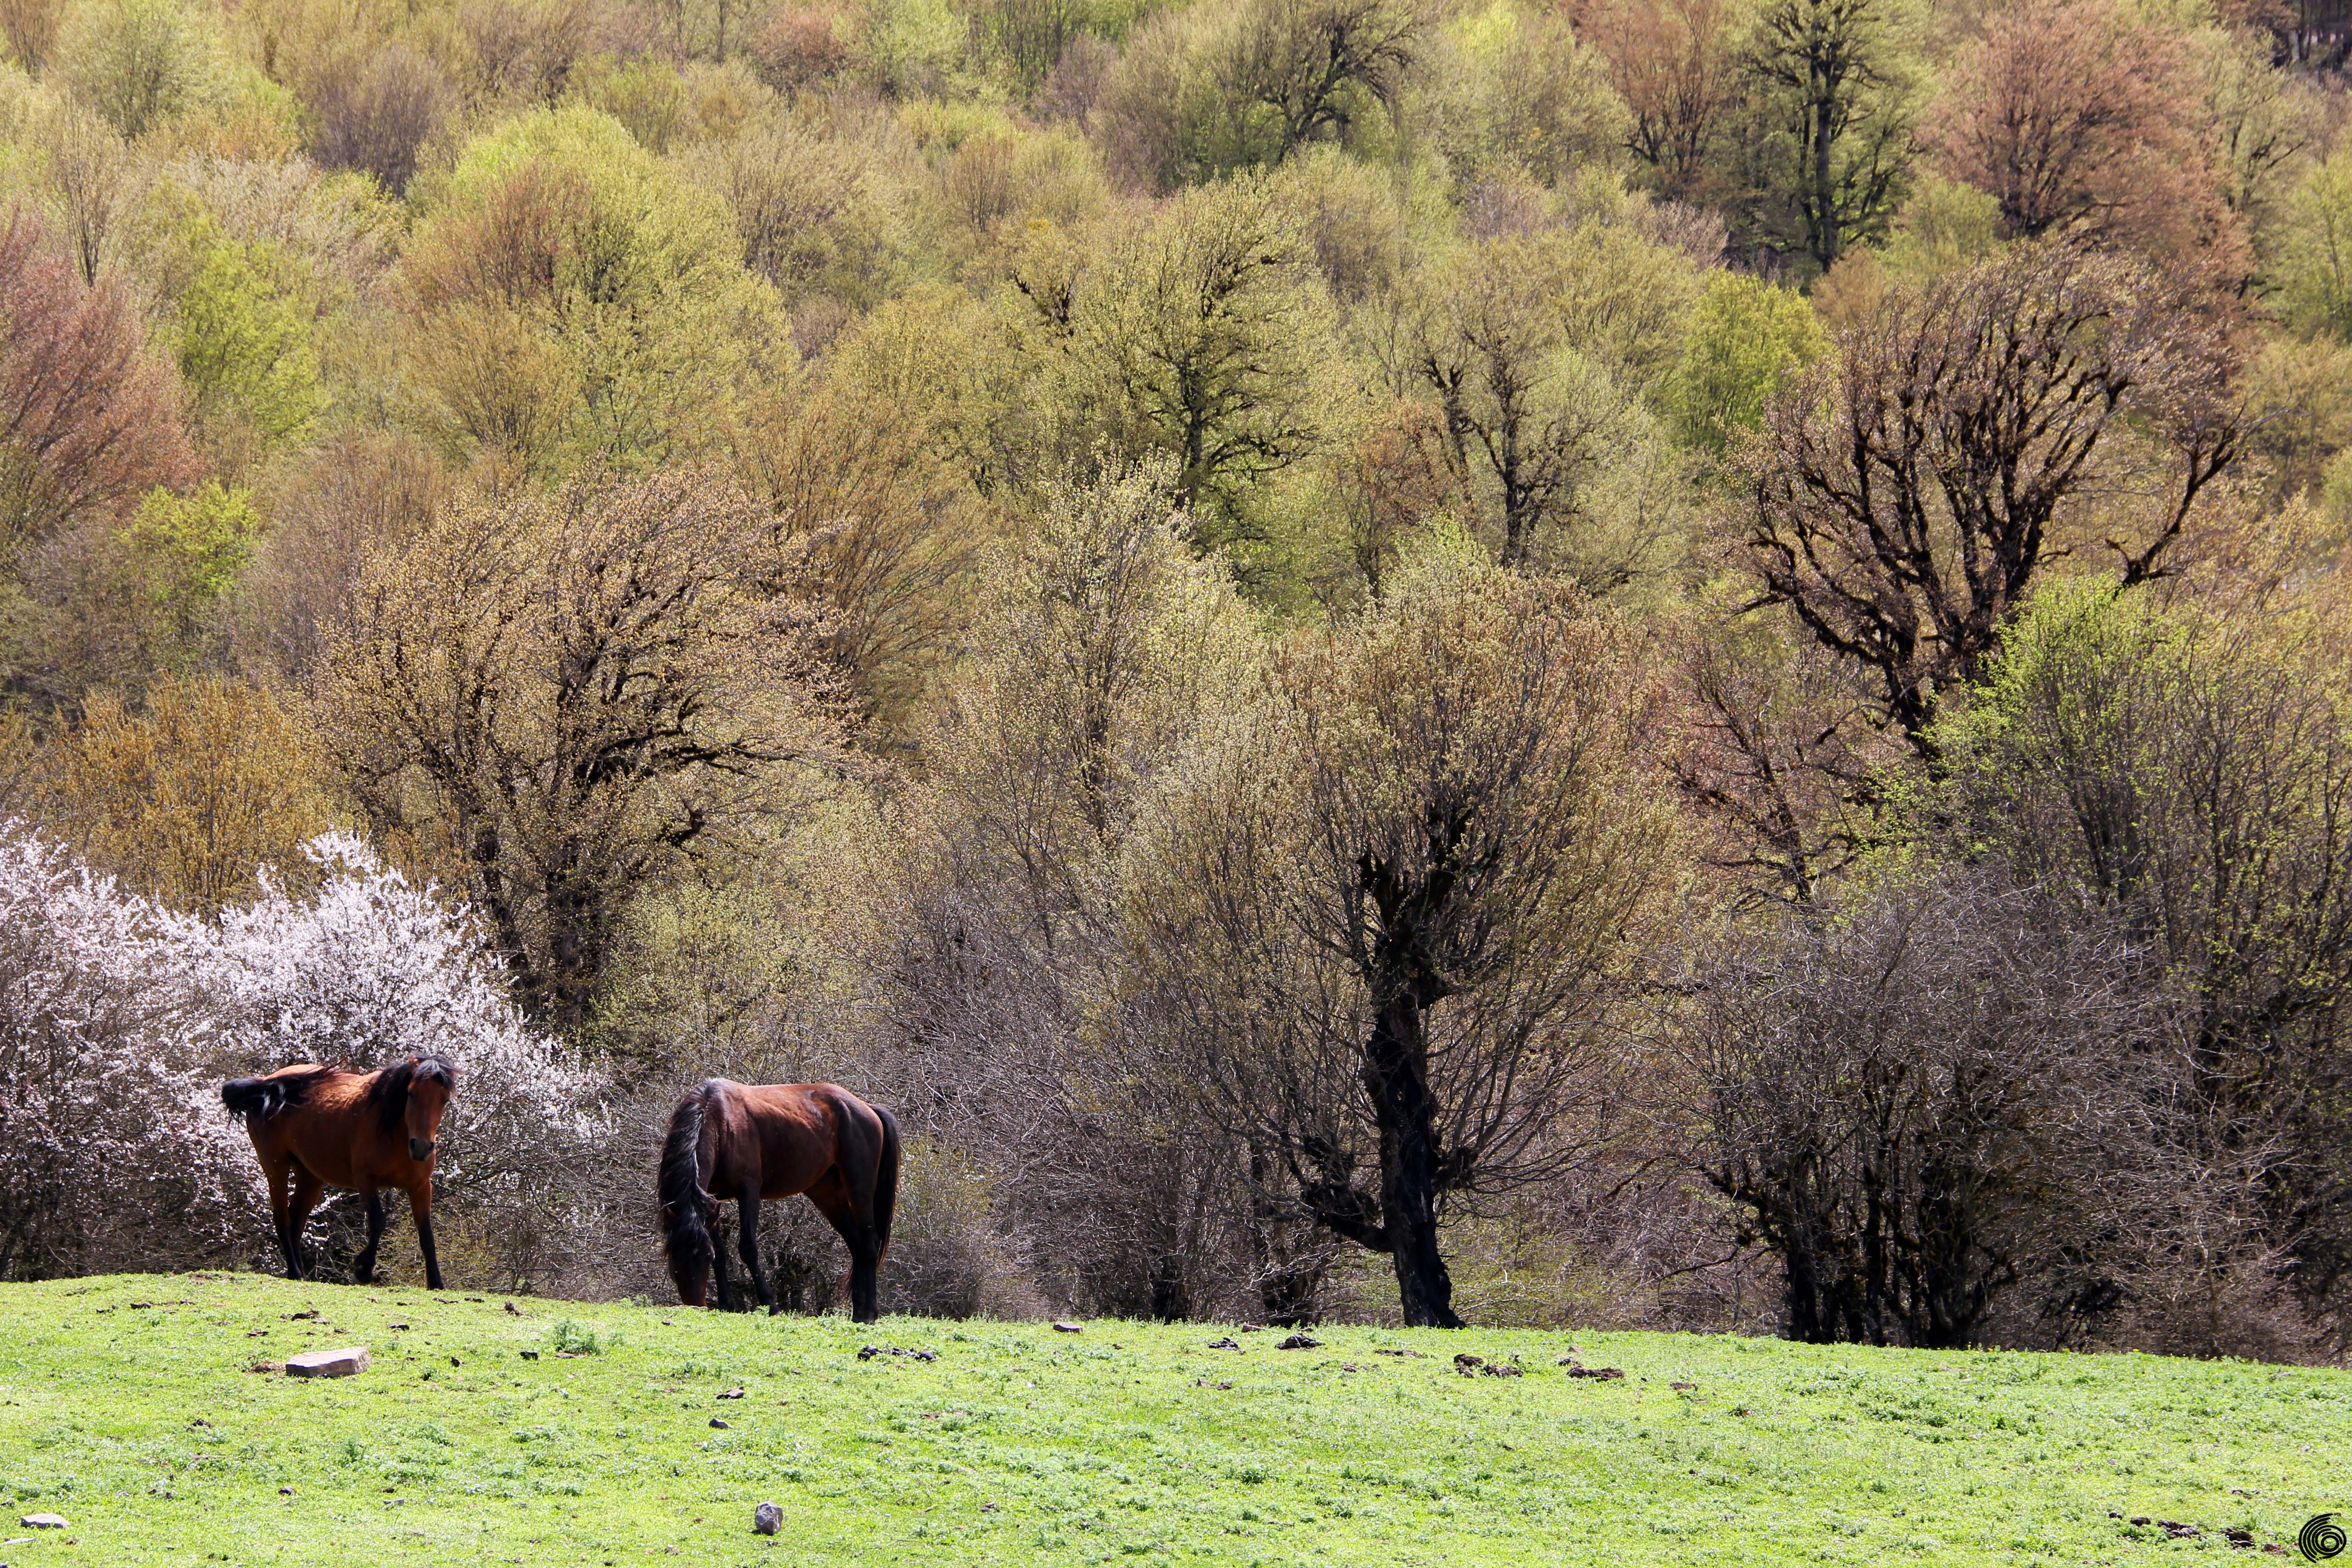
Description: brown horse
xmin=658 ymin=1080 xmax=900 ymax=1323
xmin=220 ymin=1057 xmax=457 ymax=1290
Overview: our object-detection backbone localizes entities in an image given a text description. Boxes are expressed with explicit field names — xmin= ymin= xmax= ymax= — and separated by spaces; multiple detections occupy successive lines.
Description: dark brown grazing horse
xmin=220 ymin=1057 xmax=457 ymax=1291
xmin=659 ymin=1080 xmax=899 ymax=1323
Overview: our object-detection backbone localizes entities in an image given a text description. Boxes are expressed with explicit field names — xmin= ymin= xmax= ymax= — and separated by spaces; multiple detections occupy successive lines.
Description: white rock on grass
xmin=21 ymin=1513 xmax=68 ymax=1528
xmin=753 ymin=1502 xmax=782 ymax=1535
xmin=285 ymin=1347 xmax=370 ymax=1378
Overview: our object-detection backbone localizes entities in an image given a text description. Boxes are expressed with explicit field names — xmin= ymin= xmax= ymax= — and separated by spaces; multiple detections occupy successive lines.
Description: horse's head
xmin=667 ymin=1236 xmax=712 ymax=1309
xmin=400 ymin=1056 xmax=457 ymax=1163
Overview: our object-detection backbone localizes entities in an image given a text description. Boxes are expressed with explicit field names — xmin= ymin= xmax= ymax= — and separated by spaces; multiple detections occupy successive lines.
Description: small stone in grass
xmin=752 ymin=1502 xmax=782 ymax=1535
xmin=710 ymin=1417 xmax=730 ymax=1429
xmin=285 ymin=1347 xmax=370 ymax=1378
xmin=1052 ymin=1321 xmax=1082 ymax=1333
xmin=21 ymin=1514 xmax=68 ymax=1529
xmin=1277 ymin=1333 xmax=1320 ymax=1351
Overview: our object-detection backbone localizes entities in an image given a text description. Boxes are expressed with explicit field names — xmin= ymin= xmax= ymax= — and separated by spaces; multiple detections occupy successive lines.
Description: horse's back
xmin=709 ymin=1082 xmax=886 ymax=1200
xmin=241 ymin=1066 xmax=382 ymax=1187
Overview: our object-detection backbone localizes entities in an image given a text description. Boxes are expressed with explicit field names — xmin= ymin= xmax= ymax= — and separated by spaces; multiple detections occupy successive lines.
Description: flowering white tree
xmin=0 ymin=832 xmax=255 ymax=1278
xmin=0 ymin=826 xmax=610 ymax=1286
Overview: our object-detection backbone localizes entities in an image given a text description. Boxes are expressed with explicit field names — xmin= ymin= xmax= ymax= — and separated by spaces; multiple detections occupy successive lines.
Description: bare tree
xmin=865 ymin=462 xmax=1271 ymax=1319
xmin=1661 ymin=608 xmax=1896 ymax=907
xmin=1926 ymin=0 xmax=2242 ymax=278
xmin=317 ymin=470 xmax=848 ymax=1030
xmin=1680 ymin=872 xmax=2210 ymax=1348
xmin=308 ymin=42 xmax=448 ymax=197
xmin=1582 ymin=0 xmax=1744 ymax=202
xmin=0 ymin=211 xmax=193 ymax=555
xmin=1737 ymin=238 xmax=2243 ymax=755
xmin=1127 ymin=557 xmax=1675 ymax=1326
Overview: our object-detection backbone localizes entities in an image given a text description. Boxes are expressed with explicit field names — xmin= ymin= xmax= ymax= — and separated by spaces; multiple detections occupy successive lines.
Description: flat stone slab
xmin=285 ymin=1346 xmax=370 ymax=1378
xmin=21 ymin=1513 xmax=68 ymax=1528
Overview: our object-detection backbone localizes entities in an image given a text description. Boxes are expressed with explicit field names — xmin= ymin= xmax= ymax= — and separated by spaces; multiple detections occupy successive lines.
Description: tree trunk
xmin=1364 ymin=995 xmax=1462 ymax=1328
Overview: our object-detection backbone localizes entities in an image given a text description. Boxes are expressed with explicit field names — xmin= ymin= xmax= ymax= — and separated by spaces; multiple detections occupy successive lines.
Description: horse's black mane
xmin=362 ymin=1055 xmax=457 ymax=1132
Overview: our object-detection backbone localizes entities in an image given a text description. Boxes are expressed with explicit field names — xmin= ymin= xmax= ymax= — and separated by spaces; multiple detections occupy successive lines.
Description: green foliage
xmin=1425 ymin=0 xmax=1630 ymax=191
xmin=404 ymin=106 xmax=789 ymax=472
xmin=1093 ymin=0 xmax=1424 ymax=191
xmin=174 ymin=225 xmax=321 ymax=451
xmin=2 ymin=1274 xmax=2345 ymax=1563
xmin=852 ymin=0 xmax=979 ymax=97
xmin=1737 ymin=0 xmax=1924 ymax=275
xmin=573 ymin=56 xmax=688 ymax=154
xmin=1050 ymin=177 xmax=1336 ymax=562
xmin=1670 ymin=271 xmax=1825 ymax=456
xmin=2278 ymin=146 xmax=2352 ymax=342
xmin=120 ymin=480 xmax=260 ymax=609
xmin=544 ymin=1318 xmax=609 ymax=1354
xmin=1878 ymin=170 xmax=2002 ymax=279
xmin=58 ymin=0 xmax=228 ymax=138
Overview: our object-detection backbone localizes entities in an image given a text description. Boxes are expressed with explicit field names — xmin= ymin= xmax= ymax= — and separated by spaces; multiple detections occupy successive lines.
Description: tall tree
xmin=1045 ymin=179 xmax=1333 ymax=556
xmin=1583 ymin=0 xmax=1744 ymax=203
xmin=1740 ymin=0 xmax=1919 ymax=275
xmin=1925 ymin=0 xmax=2243 ymax=279
xmin=1127 ymin=554 xmax=1674 ymax=1326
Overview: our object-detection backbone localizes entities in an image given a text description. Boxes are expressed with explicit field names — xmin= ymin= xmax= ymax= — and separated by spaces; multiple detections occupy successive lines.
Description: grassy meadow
xmin=0 ymin=1274 xmax=2342 ymax=1566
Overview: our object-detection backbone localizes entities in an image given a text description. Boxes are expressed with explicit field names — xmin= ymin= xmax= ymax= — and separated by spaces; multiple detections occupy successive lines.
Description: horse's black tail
xmin=658 ymin=1084 xmax=718 ymax=1288
xmin=221 ymin=1072 xmax=309 ymax=1122
xmin=871 ymin=1103 xmax=901 ymax=1263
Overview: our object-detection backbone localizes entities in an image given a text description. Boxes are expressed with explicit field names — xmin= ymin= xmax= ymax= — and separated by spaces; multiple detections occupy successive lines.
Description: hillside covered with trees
xmin=0 ymin=0 xmax=2348 ymax=1361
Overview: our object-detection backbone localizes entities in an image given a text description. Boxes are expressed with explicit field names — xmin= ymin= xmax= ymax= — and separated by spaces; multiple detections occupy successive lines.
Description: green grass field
xmin=0 ymin=1273 xmax=2344 ymax=1566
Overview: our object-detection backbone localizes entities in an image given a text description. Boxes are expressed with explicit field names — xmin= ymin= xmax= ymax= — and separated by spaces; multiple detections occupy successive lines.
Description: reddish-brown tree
xmin=0 ymin=213 xmax=194 ymax=553
xmin=1926 ymin=0 xmax=2245 ymax=279
xmin=1579 ymin=0 xmax=1743 ymax=203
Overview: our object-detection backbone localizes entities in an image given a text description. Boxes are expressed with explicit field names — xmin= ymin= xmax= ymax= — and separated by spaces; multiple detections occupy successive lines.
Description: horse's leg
xmin=286 ymin=1164 xmax=324 ymax=1282
xmin=260 ymin=1154 xmax=298 ymax=1280
xmin=353 ymin=1185 xmax=387 ymax=1285
xmin=407 ymin=1183 xmax=445 ymax=1292
xmin=708 ymin=1197 xmax=734 ymax=1312
xmin=737 ymin=1186 xmax=777 ymax=1316
xmin=805 ymin=1178 xmax=879 ymax=1325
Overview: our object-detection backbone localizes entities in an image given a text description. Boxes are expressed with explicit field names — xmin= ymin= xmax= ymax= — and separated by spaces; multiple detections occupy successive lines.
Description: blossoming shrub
xmin=0 ymin=832 xmax=251 ymax=1278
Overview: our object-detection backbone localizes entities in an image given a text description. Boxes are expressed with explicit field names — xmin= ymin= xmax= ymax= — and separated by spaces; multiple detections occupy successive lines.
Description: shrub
xmin=59 ymin=0 xmax=226 ymax=138
xmin=54 ymin=673 xmax=333 ymax=912
xmin=307 ymin=41 xmax=447 ymax=196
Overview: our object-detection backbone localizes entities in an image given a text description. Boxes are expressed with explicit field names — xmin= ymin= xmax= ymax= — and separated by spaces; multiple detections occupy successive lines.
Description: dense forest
xmin=0 ymin=0 xmax=2347 ymax=1358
